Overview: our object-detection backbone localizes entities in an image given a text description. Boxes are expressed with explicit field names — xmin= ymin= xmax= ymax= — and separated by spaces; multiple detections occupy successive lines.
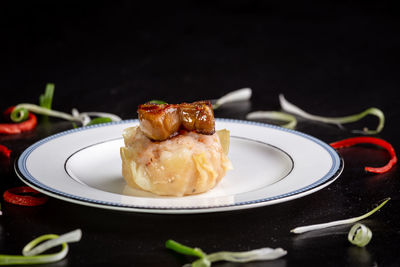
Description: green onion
xmin=15 ymin=104 xmax=78 ymax=122
xmin=165 ymin=240 xmax=206 ymax=258
xmin=206 ymin=247 xmax=287 ymax=263
xmin=39 ymin=83 xmax=55 ymax=110
xmin=291 ymin=198 xmax=390 ymax=234
xmin=190 ymin=257 xmax=211 ymax=267
xmin=13 ymin=104 xmax=121 ymax=127
xmin=86 ymin=117 xmax=112 ymax=126
xmin=166 ymin=240 xmax=286 ymax=266
xmin=212 ymin=88 xmax=252 ymax=110
xmin=148 ymin=100 xmax=167 ymax=104
xmin=279 ymin=94 xmax=385 ymax=134
xmin=246 ymin=111 xmax=297 ymax=129
xmin=0 ymin=229 xmax=81 ymax=265
xmin=12 ymin=84 xmax=121 ymax=127
xmin=348 ymin=223 xmax=372 ymax=247
xmin=10 ymin=107 xmax=29 ymax=123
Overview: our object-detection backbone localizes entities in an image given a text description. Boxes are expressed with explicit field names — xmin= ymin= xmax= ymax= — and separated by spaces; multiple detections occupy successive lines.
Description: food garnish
xmin=9 ymin=107 xmax=29 ymax=123
xmin=279 ymin=94 xmax=384 ymax=134
xmin=39 ymin=83 xmax=54 ymax=110
xmin=291 ymin=198 xmax=390 ymax=234
xmin=1 ymin=83 xmax=121 ymax=132
xmin=147 ymin=88 xmax=252 ymax=110
xmin=3 ymin=186 xmax=48 ymax=206
xmin=0 ymin=144 xmax=11 ymax=159
xmin=212 ymin=88 xmax=252 ymax=110
xmin=348 ymin=223 xmax=372 ymax=247
xmin=148 ymin=100 xmax=167 ymax=104
xmin=86 ymin=117 xmax=112 ymax=126
xmin=0 ymin=107 xmax=37 ymax=134
xmin=247 ymin=94 xmax=385 ymax=134
xmin=330 ymin=137 xmax=397 ymax=174
xmin=165 ymin=239 xmax=286 ymax=267
xmin=246 ymin=111 xmax=297 ymax=129
xmin=0 ymin=229 xmax=81 ymax=265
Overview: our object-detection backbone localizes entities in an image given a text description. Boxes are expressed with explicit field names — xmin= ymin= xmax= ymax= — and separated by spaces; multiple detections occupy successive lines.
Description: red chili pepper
xmin=330 ymin=137 xmax=397 ymax=174
xmin=0 ymin=144 xmax=11 ymax=158
xmin=0 ymin=106 xmax=37 ymax=134
xmin=3 ymin=186 xmax=48 ymax=206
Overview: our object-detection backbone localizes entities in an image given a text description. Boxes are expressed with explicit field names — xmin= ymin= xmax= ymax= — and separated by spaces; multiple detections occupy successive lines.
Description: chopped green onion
xmin=10 ymin=107 xmax=29 ymax=123
xmin=39 ymin=83 xmax=55 ymax=110
xmin=246 ymin=111 xmax=297 ymax=129
xmin=148 ymin=100 xmax=167 ymax=104
xmin=348 ymin=223 xmax=372 ymax=247
xmin=86 ymin=117 xmax=112 ymax=126
xmin=291 ymin=198 xmax=390 ymax=234
xmin=279 ymin=94 xmax=385 ymax=134
xmin=0 ymin=229 xmax=81 ymax=265
xmin=166 ymin=240 xmax=286 ymax=266
xmin=213 ymin=88 xmax=252 ymax=110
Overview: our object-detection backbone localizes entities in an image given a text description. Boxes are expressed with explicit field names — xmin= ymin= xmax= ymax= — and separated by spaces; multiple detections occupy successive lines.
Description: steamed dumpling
xmin=120 ymin=126 xmax=232 ymax=196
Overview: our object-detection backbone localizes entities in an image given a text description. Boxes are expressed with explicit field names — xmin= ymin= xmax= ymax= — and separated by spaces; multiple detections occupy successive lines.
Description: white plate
xmin=16 ymin=119 xmax=343 ymax=214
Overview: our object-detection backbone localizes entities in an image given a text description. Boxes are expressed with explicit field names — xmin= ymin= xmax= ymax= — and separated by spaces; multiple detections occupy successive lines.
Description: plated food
xmin=120 ymin=101 xmax=232 ymax=196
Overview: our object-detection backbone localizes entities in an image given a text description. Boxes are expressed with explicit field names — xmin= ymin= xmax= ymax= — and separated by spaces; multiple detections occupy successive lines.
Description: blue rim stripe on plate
xmin=16 ymin=118 xmax=342 ymax=211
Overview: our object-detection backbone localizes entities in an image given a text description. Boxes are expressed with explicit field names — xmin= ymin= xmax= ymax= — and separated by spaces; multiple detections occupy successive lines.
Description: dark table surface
xmin=1 ymin=1 xmax=400 ymax=266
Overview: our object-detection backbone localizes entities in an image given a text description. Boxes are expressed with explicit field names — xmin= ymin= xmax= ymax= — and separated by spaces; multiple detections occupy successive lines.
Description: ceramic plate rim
xmin=15 ymin=119 xmax=343 ymax=214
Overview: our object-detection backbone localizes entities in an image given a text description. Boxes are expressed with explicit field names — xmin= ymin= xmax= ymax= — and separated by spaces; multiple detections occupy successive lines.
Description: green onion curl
xmin=348 ymin=223 xmax=372 ymax=247
xmin=10 ymin=107 xmax=29 ymax=123
xmin=0 ymin=229 xmax=81 ymax=265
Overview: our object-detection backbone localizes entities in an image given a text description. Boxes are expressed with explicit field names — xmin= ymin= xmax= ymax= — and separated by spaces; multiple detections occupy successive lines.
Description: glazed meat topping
xmin=138 ymin=101 xmax=215 ymax=141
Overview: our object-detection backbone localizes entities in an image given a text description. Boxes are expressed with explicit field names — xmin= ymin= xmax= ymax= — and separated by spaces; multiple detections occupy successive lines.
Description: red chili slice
xmin=3 ymin=186 xmax=48 ymax=206
xmin=0 ymin=106 xmax=37 ymax=134
xmin=0 ymin=144 xmax=11 ymax=158
xmin=330 ymin=137 xmax=397 ymax=174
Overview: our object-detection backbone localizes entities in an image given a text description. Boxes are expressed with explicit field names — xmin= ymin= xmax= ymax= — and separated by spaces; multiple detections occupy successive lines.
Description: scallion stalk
xmin=86 ymin=117 xmax=113 ymax=126
xmin=39 ymin=83 xmax=55 ymax=110
xmin=246 ymin=111 xmax=297 ymax=129
xmin=279 ymin=94 xmax=385 ymax=134
xmin=206 ymin=247 xmax=287 ymax=263
xmin=14 ymin=104 xmax=121 ymax=127
xmin=165 ymin=240 xmax=206 ymax=258
xmin=213 ymin=88 xmax=252 ymax=110
xmin=166 ymin=240 xmax=286 ymax=266
xmin=15 ymin=104 xmax=78 ymax=122
xmin=291 ymin=198 xmax=390 ymax=234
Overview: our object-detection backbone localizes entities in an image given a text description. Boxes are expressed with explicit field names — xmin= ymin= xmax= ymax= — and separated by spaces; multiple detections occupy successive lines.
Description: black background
xmin=1 ymin=1 xmax=400 ymax=266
